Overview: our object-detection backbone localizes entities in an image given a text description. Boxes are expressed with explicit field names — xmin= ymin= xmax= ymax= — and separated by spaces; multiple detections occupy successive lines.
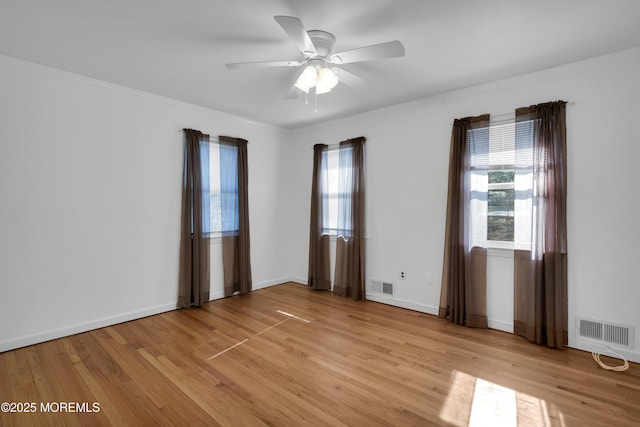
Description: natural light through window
xmin=207 ymin=141 xmax=223 ymax=234
xmin=487 ymin=121 xmax=515 ymax=244
xmin=439 ymin=370 xmax=566 ymax=427
xmin=469 ymin=118 xmax=536 ymax=250
xmin=322 ymin=148 xmax=341 ymax=234
xmin=201 ymin=140 xmax=240 ymax=236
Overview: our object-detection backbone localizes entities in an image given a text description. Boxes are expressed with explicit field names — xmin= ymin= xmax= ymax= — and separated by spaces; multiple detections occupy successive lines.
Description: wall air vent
xmin=580 ymin=319 xmax=603 ymax=340
xmin=382 ymin=282 xmax=394 ymax=296
xmin=371 ymin=279 xmax=394 ymax=296
xmin=577 ymin=317 xmax=635 ymax=348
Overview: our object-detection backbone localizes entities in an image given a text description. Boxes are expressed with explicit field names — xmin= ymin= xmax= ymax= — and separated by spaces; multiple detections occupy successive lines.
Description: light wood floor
xmin=1 ymin=282 xmax=639 ymax=426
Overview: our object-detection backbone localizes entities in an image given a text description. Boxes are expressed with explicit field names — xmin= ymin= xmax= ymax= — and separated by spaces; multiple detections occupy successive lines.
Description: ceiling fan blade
xmin=226 ymin=60 xmax=302 ymax=69
xmin=329 ymin=40 xmax=405 ymax=65
xmin=332 ymin=68 xmax=367 ymax=90
xmin=274 ymin=16 xmax=317 ymax=57
xmin=284 ymin=85 xmax=303 ymax=99
xmin=284 ymin=67 xmax=306 ymax=99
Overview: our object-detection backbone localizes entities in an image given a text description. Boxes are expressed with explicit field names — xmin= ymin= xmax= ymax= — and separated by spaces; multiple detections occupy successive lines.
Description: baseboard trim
xmin=253 ymin=277 xmax=295 ymax=291
xmin=0 ymin=302 xmax=177 ymax=353
xmin=366 ymin=293 xmax=439 ymax=316
xmin=209 ymin=291 xmax=225 ymax=301
xmin=207 ymin=277 xmax=299 ymax=302
xmin=488 ymin=319 xmax=514 ymax=333
xmin=290 ymin=276 xmax=308 ymax=286
xmin=569 ymin=336 xmax=640 ymax=363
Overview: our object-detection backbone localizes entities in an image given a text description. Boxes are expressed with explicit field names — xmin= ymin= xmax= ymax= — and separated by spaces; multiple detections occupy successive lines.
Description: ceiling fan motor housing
xmin=307 ymin=30 xmax=336 ymax=59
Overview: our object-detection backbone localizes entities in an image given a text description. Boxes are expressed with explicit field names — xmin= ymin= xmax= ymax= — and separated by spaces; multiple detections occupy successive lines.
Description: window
xmin=322 ymin=148 xmax=338 ymax=234
xmin=487 ymin=122 xmax=515 ymax=242
xmin=469 ymin=119 xmax=531 ymax=248
xmin=321 ymin=146 xmax=356 ymax=236
xmin=200 ymin=139 xmax=239 ymax=237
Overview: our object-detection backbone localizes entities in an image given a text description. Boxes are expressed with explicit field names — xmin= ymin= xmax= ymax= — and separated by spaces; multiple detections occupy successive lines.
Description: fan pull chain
xmin=305 ymin=92 xmax=308 ymax=105
xmin=314 ymin=91 xmax=318 ymax=113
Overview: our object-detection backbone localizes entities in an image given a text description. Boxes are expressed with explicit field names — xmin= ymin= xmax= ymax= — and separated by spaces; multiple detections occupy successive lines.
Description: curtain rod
xmin=448 ymin=115 xmax=513 ymax=126
xmin=308 ymin=142 xmax=346 ymax=150
xmin=450 ymin=101 xmax=574 ymax=125
xmin=179 ymin=131 xmax=250 ymax=144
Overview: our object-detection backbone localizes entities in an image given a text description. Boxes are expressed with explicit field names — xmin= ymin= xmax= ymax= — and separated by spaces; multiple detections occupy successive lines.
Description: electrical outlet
xmin=426 ymin=273 xmax=432 ymax=285
xmin=400 ymin=271 xmax=406 ymax=280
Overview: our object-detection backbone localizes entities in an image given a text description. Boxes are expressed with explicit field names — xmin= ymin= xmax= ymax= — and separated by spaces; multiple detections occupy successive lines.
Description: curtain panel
xmin=178 ymin=129 xmax=211 ymax=308
xmin=513 ymin=101 xmax=568 ymax=348
xmin=333 ymin=137 xmax=366 ymax=300
xmin=219 ymin=135 xmax=252 ymax=297
xmin=439 ymin=115 xmax=490 ymax=328
xmin=308 ymin=144 xmax=331 ymax=290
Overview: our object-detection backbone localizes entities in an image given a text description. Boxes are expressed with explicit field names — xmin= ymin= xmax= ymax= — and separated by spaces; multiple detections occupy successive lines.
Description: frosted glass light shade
xmin=294 ymin=66 xmax=317 ymax=93
xmin=315 ymin=67 xmax=339 ymax=94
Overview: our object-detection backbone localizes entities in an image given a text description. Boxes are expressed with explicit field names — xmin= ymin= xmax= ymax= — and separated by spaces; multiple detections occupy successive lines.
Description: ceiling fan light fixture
xmin=226 ymin=15 xmax=406 ymax=103
xmin=294 ymin=65 xmax=317 ymax=93
xmin=315 ymin=67 xmax=339 ymax=94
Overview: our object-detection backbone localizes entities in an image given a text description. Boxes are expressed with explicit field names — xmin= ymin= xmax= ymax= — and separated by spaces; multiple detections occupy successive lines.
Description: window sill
xmin=486 ymin=246 xmax=514 ymax=258
xmin=322 ymin=233 xmax=370 ymax=242
xmin=205 ymin=231 xmax=239 ymax=242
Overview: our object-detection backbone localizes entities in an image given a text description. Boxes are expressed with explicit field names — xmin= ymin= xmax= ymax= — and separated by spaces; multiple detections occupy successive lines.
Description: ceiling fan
xmin=225 ymin=16 xmax=405 ymax=99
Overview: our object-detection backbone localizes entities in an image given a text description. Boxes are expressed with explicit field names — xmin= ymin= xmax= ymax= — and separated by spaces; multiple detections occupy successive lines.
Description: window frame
xmin=201 ymin=138 xmax=239 ymax=239
xmin=322 ymin=147 xmax=341 ymax=236
xmin=487 ymin=169 xmax=515 ymax=247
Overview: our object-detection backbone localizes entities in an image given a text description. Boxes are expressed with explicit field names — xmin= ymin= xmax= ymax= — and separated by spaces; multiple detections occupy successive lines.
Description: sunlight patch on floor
xmin=440 ymin=370 xmax=566 ymax=427
xmin=207 ymin=339 xmax=248 ymax=360
xmin=207 ymin=309 xmax=312 ymax=360
xmin=276 ymin=309 xmax=311 ymax=323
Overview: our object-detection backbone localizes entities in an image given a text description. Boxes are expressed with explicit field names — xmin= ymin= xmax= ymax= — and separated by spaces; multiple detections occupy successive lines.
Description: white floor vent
xmin=577 ymin=317 xmax=635 ymax=349
xmin=371 ymin=279 xmax=394 ymax=296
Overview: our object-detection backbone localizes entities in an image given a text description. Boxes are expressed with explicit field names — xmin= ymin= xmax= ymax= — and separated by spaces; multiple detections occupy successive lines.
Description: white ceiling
xmin=2 ymin=0 xmax=640 ymax=129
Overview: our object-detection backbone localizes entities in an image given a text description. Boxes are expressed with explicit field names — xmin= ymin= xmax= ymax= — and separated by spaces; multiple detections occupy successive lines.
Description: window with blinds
xmin=200 ymin=139 xmax=239 ymax=237
xmin=322 ymin=148 xmax=348 ymax=235
xmin=487 ymin=121 xmax=516 ymax=242
xmin=466 ymin=114 xmax=536 ymax=248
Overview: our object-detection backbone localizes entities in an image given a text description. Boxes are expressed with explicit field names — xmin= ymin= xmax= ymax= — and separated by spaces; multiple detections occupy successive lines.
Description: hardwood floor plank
xmin=1 ymin=282 xmax=639 ymax=426
xmin=93 ymin=328 xmax=213 ymax=426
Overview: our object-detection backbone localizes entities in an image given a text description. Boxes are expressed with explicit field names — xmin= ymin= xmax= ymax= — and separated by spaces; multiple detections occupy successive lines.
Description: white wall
xmin=0 ymin=55 xmax=290 ymax=352
xmin=2 ymin=47 xmax=639 ymax=362
xmin=285 ymin=48 xmax=640 ymax=362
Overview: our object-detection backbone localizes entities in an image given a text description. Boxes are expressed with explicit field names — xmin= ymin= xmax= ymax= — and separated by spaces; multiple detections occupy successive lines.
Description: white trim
xmin=0 ymin=303 xmax=177 ymax=353
xmin=252 ymin=277 xmax=295 ymax=291
xmin=570 ymin=336 xmax=640 ymax=364
xmin=291 ymin=276 xmax=308 ymax=286
xmin=488 ymin=182 xmax=514 ymax=191
xmin=366 ymin=293 xmax=439 ymax=316
xmin=209 ymin=291 xmax=225 ymax=301
xmin=208 ymin=277 xmax=303 ymax=301
xmin=487 ymin=246 xmax=515 ymax=257
xmin=487 ymin=319 xmax=514 ymax=333
xmin=0 ymin=278 xmax=304 ymax=352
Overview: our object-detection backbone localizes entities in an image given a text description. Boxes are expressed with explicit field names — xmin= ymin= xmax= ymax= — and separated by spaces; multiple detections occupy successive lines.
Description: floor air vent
xmin=371 ymin=279 xmax=394 ymax=296
xmin=577 ymin=317 xmax=635 ymax=348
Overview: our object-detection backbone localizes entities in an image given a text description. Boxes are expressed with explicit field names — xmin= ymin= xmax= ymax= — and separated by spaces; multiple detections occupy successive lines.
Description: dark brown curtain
xmin=219 ymin=135 xmax=252 ymax=296
xmin=333 ymin=137 xmax=366 ymax=300
xmin=178 ymin=129 xmax=210 ymax=307
xmin=439 ymin=115 xmax=490 ymax=328
xmin=514 ymin=101 xmax=568 ymax=348
xmin=308 ymin=144 xmax=331 ymax=290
